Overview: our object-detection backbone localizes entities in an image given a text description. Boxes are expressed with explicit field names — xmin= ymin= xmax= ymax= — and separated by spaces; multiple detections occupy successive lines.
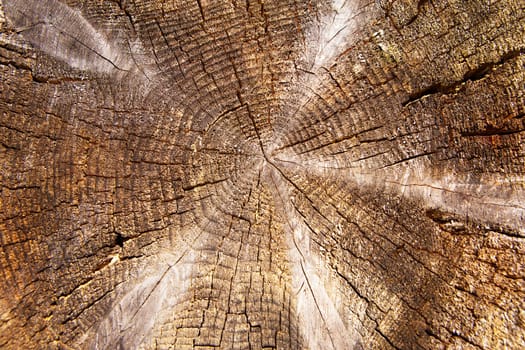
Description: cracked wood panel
xmin=0 ymin=0 xmax=524 ymax=349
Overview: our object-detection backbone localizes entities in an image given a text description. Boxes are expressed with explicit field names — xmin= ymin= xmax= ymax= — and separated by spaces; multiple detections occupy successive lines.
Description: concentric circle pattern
xmin=1 ymin=0 xmax=524 ymax=349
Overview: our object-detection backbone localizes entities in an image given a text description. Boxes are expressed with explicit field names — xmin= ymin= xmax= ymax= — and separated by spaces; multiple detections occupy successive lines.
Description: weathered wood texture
xmin=1 ymin=0 xmax=524 ymax=349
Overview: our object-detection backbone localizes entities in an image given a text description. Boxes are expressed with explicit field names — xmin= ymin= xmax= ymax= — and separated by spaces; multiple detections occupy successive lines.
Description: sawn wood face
xmin=1 ymin=0 xmax=524 ymax=349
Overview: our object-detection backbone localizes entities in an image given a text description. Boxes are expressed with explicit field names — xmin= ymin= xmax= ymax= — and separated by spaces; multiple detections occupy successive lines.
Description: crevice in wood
xmin=460 ymin=126 xmax=525 ymax=137
xmin=402 ymin=48 xmax=525 ymax=107
xmin=114 ymin=231 xmax=129 ymax=248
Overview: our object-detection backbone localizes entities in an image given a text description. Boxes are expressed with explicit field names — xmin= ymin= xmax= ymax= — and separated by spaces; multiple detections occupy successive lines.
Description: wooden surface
xmin=1 ymin=0 xmax=524 ymax=349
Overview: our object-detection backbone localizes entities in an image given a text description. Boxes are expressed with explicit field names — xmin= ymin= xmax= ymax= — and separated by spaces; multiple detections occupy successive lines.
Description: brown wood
xmin=1 ymin=0 xmax=524 ymax=349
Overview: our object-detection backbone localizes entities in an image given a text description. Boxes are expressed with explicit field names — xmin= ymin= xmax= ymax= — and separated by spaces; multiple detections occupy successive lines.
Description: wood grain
xmin=1 ymin=0 xmax=524 ymax=349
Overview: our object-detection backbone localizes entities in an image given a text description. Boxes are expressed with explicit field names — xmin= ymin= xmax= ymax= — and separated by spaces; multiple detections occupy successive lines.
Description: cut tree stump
xmin=1 ymin=0 xmax=524 ymax=349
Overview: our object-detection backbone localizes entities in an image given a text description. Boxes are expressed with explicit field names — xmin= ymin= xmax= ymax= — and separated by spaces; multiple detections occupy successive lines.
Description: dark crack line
xmin=402 ymin=48 xmax=525 ymax=106
xmin=182 ymin=178 xmax=228 ymax=192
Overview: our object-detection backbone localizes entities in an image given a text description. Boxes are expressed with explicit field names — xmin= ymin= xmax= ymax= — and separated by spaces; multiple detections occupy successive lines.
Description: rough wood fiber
xmin=0 ymin=0 xmax=524 ymax=349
